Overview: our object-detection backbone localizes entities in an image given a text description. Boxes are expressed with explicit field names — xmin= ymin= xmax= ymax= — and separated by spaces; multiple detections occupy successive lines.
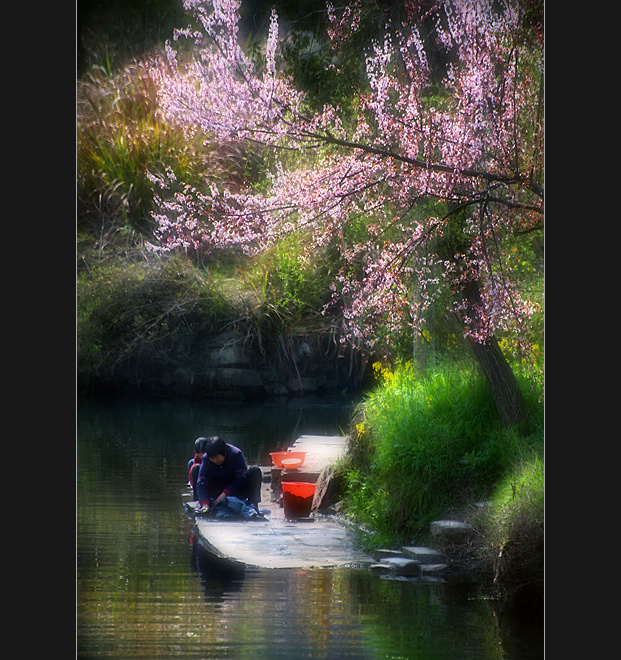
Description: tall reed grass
xmin=77 ymin=58 xmax=244 ymax=241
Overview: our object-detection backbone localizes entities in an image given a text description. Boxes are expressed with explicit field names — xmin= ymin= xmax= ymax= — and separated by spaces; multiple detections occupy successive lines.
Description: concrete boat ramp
xmin=194 ymin=518 xmax=371 ymax=570
xmin=184 ymin=435 xmax=373 ymax=570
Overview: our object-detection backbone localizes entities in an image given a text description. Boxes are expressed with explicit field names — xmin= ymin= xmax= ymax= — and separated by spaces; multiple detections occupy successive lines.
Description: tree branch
xmin=296 ymin=129 xmax=543 ymax=200
xmin=513 ymin=221 xmax=544 ymax=236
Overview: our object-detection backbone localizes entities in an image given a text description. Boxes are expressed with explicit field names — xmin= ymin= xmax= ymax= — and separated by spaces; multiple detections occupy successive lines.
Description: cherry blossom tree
xmin=148 ymin=0 xmax=543 ymax=425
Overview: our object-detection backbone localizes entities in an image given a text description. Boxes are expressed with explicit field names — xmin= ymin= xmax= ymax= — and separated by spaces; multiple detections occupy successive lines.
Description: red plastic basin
xmin=281 ymin=481 xmax=316 ymax=518
xmin=269 ymin=451 xmax=307 ymax=468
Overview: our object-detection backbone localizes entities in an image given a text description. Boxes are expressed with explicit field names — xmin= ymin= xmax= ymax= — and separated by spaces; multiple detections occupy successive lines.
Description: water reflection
xmin=189 ymin=548 xmax=540 ymax=660
xmin=77 ymin=398 xmax=543 ymax=658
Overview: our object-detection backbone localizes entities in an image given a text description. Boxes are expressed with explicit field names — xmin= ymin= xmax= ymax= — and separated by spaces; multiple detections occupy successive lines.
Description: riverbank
xmin=332 ymin=361 xmax=544 ymax=606
xmin=77 ymin=252 xmax=542 ymax=609
xmin=347 ymin=502 xmax=544 ymax=608
xmin=77 ymin=251 xmax=368 ymax=400
xmin=181 ymin=427 xmax=542 ymax=607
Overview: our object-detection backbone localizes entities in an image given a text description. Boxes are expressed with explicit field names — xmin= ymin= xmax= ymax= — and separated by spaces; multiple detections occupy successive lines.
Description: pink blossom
xmin=150 ymin=0 xmax=543 ymax=357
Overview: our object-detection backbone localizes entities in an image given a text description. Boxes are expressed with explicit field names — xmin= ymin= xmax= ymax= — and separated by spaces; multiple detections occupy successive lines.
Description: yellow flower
xmin=372 ymin=361 xmax=393 ymax=382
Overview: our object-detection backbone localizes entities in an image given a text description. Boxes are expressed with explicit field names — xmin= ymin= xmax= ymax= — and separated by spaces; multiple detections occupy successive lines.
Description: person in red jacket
xmin=197 ymin=436 xmax=262 ymax=513
xmin=187 ymin=437 xmax=209 ymax=501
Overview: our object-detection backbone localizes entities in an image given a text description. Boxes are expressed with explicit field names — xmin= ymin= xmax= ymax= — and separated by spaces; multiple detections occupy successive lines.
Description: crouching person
xmin=187 ymin=437 xmax=209 ymax=501
xmin=196 ymin=436 xmax=262 ymax=514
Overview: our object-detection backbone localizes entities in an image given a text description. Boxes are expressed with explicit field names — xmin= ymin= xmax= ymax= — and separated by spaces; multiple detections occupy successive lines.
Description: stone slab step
xmin=402 ymin=546 xmax=447 ymax=564
xmin=195 ymin=518 xmax=373 ymax=570
xmin=420 ymin=563 xmax=448 ymax=575
xmin=369 ymin=557 xmax=421 ymax=576
xmin=430 ymin=520 xmax=475 ymax=544
xmin=189 ymin=434 xmax=374 ymax=570
xmin=373 ymin=548 xmax=408 ymax=561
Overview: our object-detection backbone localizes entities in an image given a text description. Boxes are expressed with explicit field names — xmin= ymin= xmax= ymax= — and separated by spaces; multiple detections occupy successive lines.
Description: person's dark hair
xmin=194 ymin=437 xmax=209 ymax=455
xmin=206 ymin=436 xmax=227 ymax=458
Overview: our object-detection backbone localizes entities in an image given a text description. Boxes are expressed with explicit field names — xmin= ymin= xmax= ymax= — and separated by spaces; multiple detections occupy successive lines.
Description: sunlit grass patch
xmin=342 ymin=360 xmax=543 ymax=546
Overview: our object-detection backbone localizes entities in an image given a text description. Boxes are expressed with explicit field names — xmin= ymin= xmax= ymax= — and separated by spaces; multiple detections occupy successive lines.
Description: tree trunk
xmin=436 ymin=209 xmax=528 ymax=426
xmin=462 ymin=280 xmax=527 ymax=427
xmin=469 ymin=334 xmax=527 ymax=427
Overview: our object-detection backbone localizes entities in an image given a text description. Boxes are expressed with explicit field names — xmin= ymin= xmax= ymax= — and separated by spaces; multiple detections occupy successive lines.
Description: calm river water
xmin=77 ymin=397 xmax=543 ymax=658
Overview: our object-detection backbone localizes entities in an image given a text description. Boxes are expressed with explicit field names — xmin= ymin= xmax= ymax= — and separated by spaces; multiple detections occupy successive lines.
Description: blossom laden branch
xmin=149 ymin=0 xmax=543 ymax=360
xmin=298 ymin=128 xmax=543 ymax=202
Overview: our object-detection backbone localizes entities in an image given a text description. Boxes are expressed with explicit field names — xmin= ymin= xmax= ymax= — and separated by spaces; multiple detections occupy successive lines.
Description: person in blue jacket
xmin=197 ymin=436 xmax=262 ymax=513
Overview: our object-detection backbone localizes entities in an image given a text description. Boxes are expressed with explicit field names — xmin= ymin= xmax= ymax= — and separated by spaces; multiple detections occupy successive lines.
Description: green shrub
xmin=235 ymin=234 xmax=340 ymax=357
xmin=76 ymin=253 xmax=238 ymax=391
xmin=488 ymin=452 xmax=544 ymax=543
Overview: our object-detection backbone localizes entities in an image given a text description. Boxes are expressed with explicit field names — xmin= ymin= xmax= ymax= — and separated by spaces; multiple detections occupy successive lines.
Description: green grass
xmin=477 ymin=450 xmax=544 ymax=601
xmin=76 ymin=253 xmax=239 ymax=391
xmin=341 ymin=360 xmax=543 ymax=548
